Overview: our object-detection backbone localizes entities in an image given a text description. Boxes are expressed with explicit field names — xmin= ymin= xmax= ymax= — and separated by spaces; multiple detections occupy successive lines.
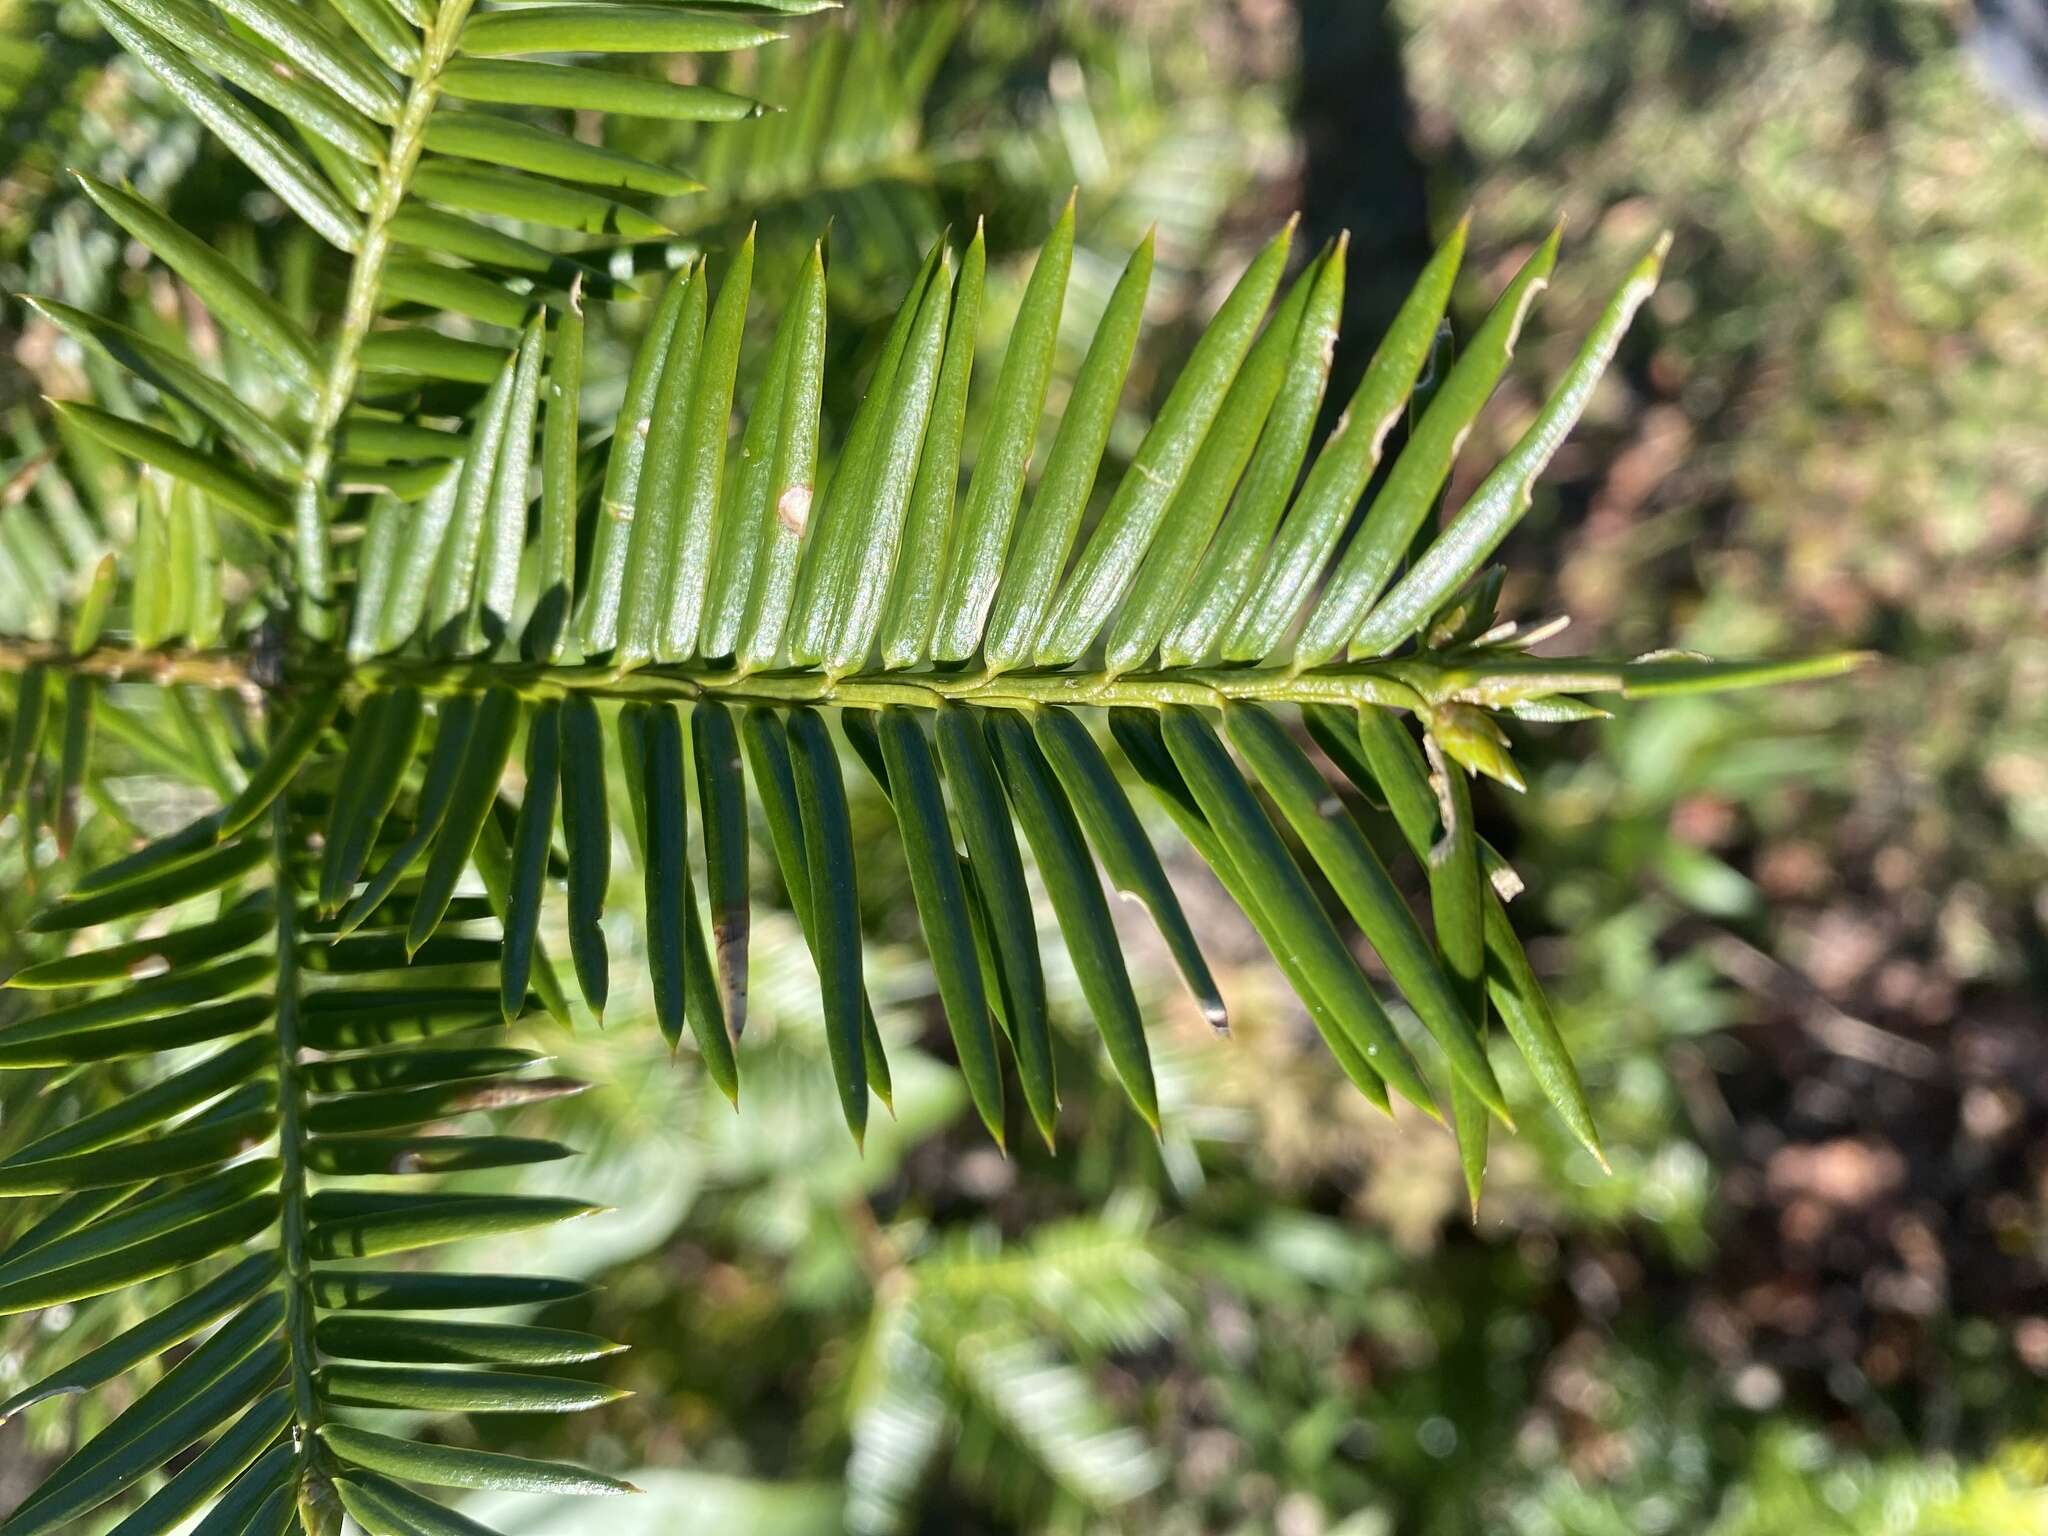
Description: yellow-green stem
xmin=269 ymin=802 xmax=327 ymax=1520
xmin=290 ymin=0 xmax=477 ymax=642
xmin=0 ymin=638 xmax=1870 ymax=712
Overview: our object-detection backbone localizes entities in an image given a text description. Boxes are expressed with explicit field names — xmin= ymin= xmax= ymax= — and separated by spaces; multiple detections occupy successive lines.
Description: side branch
xmin=289 ymin=0 xmax=478 ymax=642
xmin=0 ymin=639 xmax=1870 ymax=711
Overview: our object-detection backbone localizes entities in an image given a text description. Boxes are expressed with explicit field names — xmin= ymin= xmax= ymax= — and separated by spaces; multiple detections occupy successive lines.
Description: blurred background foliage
xmin=2 ymin=0 xmax=2045 ymax=1531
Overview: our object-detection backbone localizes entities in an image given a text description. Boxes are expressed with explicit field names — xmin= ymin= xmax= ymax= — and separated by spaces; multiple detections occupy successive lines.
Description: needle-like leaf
xmin=502 ymin=699 xmax=561 ymax=1019
xmin=1226 ymin=702 xmax=1506 ymax=1118
xmin=1220 ymin=217 xmax=1467 ymax=662
xmin=311 ymin=693 xmax=410 ymax=914
xmin=1293 ymin=222 xmax=1558 ymax=666
xmin=1346 ymin=706 xmax=1601 ymax=1159
xmin=49 ymin=402 xmax=286 ymax=533
xmin=1105 ymin=241 xmax=1327 ymax=674
xmin=76 ymin=174 xmax=320 ymax=393
xmin=1034 ymin=219 xmax=1295 ymax=666
xmin=1032 ymin=707 xmax=1225 ymax=1031
xmin=988 ymin=711 xmax=1159 ymax=1133
xmin=694 ymin=700 xmax=751 ymax=1040
xmin=458 ymin=5 xmax=786 ymax=57
xmin=217 ymin=686 xmax=338 ymax=839
xmin=737 ymin=705 xmax=893 ymax=1109
xmin=558 ymin=694 xmax=611 ymax=1020
xmin=788 ymin=707 xmax=869 ymax=1144
xmin=701 ymin=266 xmax=800 ymax=661
xmin=877 ymin=707 xmax=1005 ymax=1146
xmin=87 ymin=0 xmax=361 ymax=250
xmin=531 ymin=291 xmax=585 ymax=664
xmin=580 ymin=269 xmax=695 ymax=654
xmin=787 ymin=238 xmax=945 ymax=670
xmin=405 ymin=689 xmax=521 ymax=954
xmin=24 ymin=298 xmax=297 ymax=480
xmin=442 ymin=59 xmax=768 ymax=121
xmin=0 ymin=1252 xmax=274 ymax=1423
xmin=320 ymin=1424 xmax=639 ymax=1495
xmin=1159 ymin=706 xmax=1438 ymax=1118
xmin=1426 ymin=738 xmax=1491 ymax=1216
xmin=932 ymin=194 xmax=1074 ymax=664
xmin=879 ymin=220 xmax=984 ymax=668
xmin=207 ymin=0 xmax=400 ymax=120
xmin=614 ymin=261 xmax=708 ymax=665
xmin=31 ymin=836 xmax=269 ymax=933
xmin=814 ymin=243 xmax=956 ymax=675
xmin=316 ymin=1315 xmax=622 ymax=1366
xmin=1161 ymin=234 xmax=1347 ymax=666
xmin=6 ymin=909 xmax=271 ymax=992
xmin=100 ymin=0 xmax=383 ymax=162
xmin=2 ymin=665 xmax=49 ymax=810
xmin=1348 ymin=236 xmax=1670 ymax=657
xmin=936 ymin=705 xmax=1057 ymax=1148
xmin=334 ymin=1472 xmax=511 ymax=1536
xmin=1107 ymin=709 xmax=1390 ymax=1112
xmin=980 ymin=229 xmax=1151 ymax=671
xmin=426 ymin=114 xmax=700 ymax=196
xmin=627 ymin=703 xmax=739 ymax=1101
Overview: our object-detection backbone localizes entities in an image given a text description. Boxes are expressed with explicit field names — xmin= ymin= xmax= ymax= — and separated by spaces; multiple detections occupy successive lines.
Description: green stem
xmin=0 ymin=638 xmax=1434 ymax=709
xmin=0 ymin=639 xmax=259 ymax=690
xmin=290 ymin=0 xmax=477 ymax=643
xmin=0 ymin=637 xmax=1870 ymax=711
xmin=0 ymin=630 xmax=1875 ymax=716
xmin=270 ymin=801 xmax=327 ymax=1518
